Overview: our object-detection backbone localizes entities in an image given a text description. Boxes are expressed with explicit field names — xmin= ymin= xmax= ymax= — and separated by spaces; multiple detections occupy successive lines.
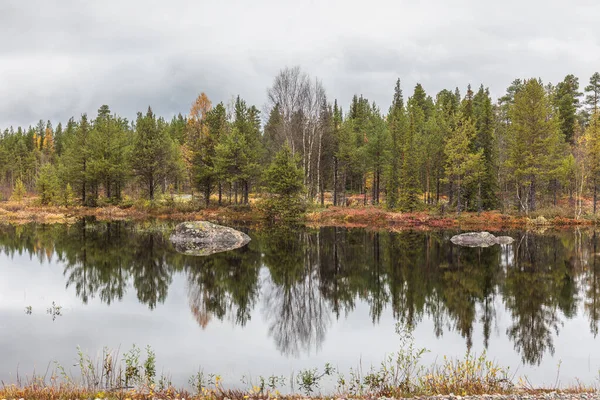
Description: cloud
xmin=0 ymin=0 xmax=599 ymax=128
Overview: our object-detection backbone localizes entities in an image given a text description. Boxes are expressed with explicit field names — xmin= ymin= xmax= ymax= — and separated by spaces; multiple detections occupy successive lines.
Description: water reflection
xmin=1 ymin=221 xmax=599 ymax=366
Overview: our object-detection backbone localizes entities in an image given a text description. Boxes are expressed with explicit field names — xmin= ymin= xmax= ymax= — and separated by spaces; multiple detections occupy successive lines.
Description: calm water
xmin=1 ymin=221 xmax=600 ymax=389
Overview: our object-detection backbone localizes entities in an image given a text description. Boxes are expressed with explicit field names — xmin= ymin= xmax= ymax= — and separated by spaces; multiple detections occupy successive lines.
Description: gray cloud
xmin=1 ymin=0 xmax=599 ymax=128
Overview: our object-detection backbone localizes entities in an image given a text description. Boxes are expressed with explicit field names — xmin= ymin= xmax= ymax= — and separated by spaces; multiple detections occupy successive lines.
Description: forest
xmin=2 ymin=67 xmax=600 ymax=217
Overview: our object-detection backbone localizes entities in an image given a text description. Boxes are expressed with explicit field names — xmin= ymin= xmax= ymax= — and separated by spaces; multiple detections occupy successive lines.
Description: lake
xmin=1 ymin=220 xmax=599 ymax=390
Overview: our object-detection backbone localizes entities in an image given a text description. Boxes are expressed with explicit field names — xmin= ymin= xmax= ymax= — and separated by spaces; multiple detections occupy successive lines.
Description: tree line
xmin=2 ymin=67 xmax=600 ymax=215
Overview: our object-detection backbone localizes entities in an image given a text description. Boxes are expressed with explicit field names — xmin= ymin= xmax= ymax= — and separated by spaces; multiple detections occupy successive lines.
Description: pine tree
xmin=263 ymin=104 xmax=284 ymax=163
xmin=585 ymin=72 xmax=600 ymax=114
xmin=400 ymin=86 xmax=426 ymax=211
xmin=205 ymin=102 xmax=228 ymax=204
xmin=386 ymin=79 xmax=405 ymax=209
xmin=583 ymin=111 xmax=600 ymax=213
xmin=214 ymin=127 xmax=248 ymax=205
xmin=555 ymin=74 xmax=582 ymax=144
xmin=60 ymin=114 xmax=92 ymax=204
xmin=131 ymin=107 xmax=178 ymax=200
xmin=444 ymin=113 xmax=484 ymax=215
xmin=472 ymin=86 xmax=498 ymax=209
xmin=506 ymin=79 xmax=564 ymax=213
xmin=88 ymin=105 xmax=130 ymax=202
xmin=366 ymin=103 xmax=389 ymax=205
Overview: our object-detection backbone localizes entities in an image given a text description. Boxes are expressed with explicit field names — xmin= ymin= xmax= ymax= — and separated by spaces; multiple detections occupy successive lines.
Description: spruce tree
xmin=36 ymin=163 xmax=60 ymax=205
xmin=262 ymin=145 xmax=305 ymax=220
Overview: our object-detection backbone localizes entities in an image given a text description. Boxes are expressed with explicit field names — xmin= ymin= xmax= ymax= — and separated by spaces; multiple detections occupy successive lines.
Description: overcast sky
xmin=1 ymin=0 xmax=599 ymax=128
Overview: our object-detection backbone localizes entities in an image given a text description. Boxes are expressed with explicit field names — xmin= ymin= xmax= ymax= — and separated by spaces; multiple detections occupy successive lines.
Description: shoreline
xmin=0 ymin=201 xmax=596 ymax=231
xmin=0 ymin=201 xmax=596 ymax=230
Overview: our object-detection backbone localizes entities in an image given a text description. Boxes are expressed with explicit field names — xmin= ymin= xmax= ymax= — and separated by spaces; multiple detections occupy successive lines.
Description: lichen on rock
xmin=450 ymin=231 xmax=514 ymax=247
xmin=170 ymin=221 xmax=251 ymax=256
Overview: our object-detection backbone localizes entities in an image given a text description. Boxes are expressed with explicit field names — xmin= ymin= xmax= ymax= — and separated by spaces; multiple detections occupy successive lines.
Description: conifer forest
xmin=2 ymin=67 xmax=600 ymax=217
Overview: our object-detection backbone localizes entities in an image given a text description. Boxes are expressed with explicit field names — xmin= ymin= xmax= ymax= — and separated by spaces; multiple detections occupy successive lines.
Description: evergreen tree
xmin=36 ymin=163 xmax=60 ymax=205
xmin=472 ymin=85 xmax=497 ymax=209
xmin=60 ymin=114 xmax=92 ymax=204
xmin=555 ymin=74 xmax=582 ymax=144
xmin=583 ymin=111 xmax=600 ymax=213
xmin=88 ymin=105 xmax=130 ymax=202
xmin=506 ymin=79 xmax=564 ymax=213
xmin=444 ymin=113 xmax=484 ymax=215
xmin=386 ymin=79 xmax=405 ymax=209
xmin=214 ymin=127 xmax=249 ymax=205
xmin=262 ymin=145 xmax=305 ymax=221
xmin=263 ymin=104 xmax=284 ymax=163
xmin=366 ymin=103 xmax=389 ymax=205
xmin=131 ymin=107 xmax=178 ymax=200
xmin=585 ymin=72 xmax=600 ymax=114
xmin=400 ymin=86 xmax=426 ymax=211
xmin=205 ymin=102 xmax=228 ymax=204
xmin=10 ymin=177 xmax=26 ymax=201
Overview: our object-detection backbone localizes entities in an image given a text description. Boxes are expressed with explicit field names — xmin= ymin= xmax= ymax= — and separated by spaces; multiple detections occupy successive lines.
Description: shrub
xmin=10 ymin=178 xmax=27 ymax=201
xmin=36 ymin=164 xmax=60 ymax=205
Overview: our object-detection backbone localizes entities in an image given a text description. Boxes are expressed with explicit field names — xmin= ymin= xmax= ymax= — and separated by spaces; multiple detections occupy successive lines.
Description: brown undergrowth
xmin=0 ymin=198 xmax=597 ymax=230
xmin=305 ymin=207 xmax=595 ymax=231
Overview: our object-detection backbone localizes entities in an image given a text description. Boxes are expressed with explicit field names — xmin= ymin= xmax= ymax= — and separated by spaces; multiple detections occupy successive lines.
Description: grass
xmin=1 ymin=325 xmax=597 ymax=400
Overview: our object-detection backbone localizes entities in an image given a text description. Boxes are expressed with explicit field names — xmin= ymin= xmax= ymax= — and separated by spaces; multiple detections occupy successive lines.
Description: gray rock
xmin=170 ymin=221 xmax=251 ymax=256
xmin=450 ymin=231 xmax=514 ymax=247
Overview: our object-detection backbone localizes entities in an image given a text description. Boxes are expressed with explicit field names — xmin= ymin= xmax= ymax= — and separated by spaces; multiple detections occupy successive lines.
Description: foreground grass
xmin=1 ymin=327 xmax=597 ymax=400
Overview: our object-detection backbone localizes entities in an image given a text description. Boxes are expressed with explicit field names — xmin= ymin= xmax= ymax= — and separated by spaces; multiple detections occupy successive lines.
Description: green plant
xmin=123 ymin=345 xmax=141 ymax=386
xmin=296 ymin=363 xmax=335 ymax=395
xmin=10 ymin=178 xmax=26 ymax=201
xmin=158 ymin=373 xmax=172 ymax=391
xmin=143 ymin=345 xmax=156 ymax=385
xmin=188 ymin=370 xmax=206 ymax=394
xmin=62 ymin=183 xmax=75 ymax=206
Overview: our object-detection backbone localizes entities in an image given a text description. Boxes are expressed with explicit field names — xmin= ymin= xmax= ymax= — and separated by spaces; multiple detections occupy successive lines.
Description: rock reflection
xmin=1 ymin=221 xmax=600 ymax=366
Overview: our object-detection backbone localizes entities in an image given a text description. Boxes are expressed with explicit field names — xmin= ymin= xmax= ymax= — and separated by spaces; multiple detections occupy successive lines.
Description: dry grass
xmin=1 ymin=196 xmax=598 ymax=230
xmin=0 ymin=336 xmax=597 ymax=400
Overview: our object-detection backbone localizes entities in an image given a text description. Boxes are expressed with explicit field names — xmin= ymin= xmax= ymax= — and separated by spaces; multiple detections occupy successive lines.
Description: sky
xmin=1 ymin=0 xmax=599 ymax=128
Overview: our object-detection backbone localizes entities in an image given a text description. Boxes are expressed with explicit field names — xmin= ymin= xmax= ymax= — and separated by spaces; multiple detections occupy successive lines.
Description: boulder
xmin=170 ymin=221 xmax=251 ymax=256
xmin=450 ymin=231 xmax=514 ymax=248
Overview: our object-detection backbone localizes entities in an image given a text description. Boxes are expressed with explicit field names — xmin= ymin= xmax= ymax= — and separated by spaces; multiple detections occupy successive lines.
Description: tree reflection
xmin=183 ymin=237 xmax=261 ymax=328
xmin=1 ymin=221 xmax=599 ymax=365
xmin=260 ymin=227 xmax=331 ymax=356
